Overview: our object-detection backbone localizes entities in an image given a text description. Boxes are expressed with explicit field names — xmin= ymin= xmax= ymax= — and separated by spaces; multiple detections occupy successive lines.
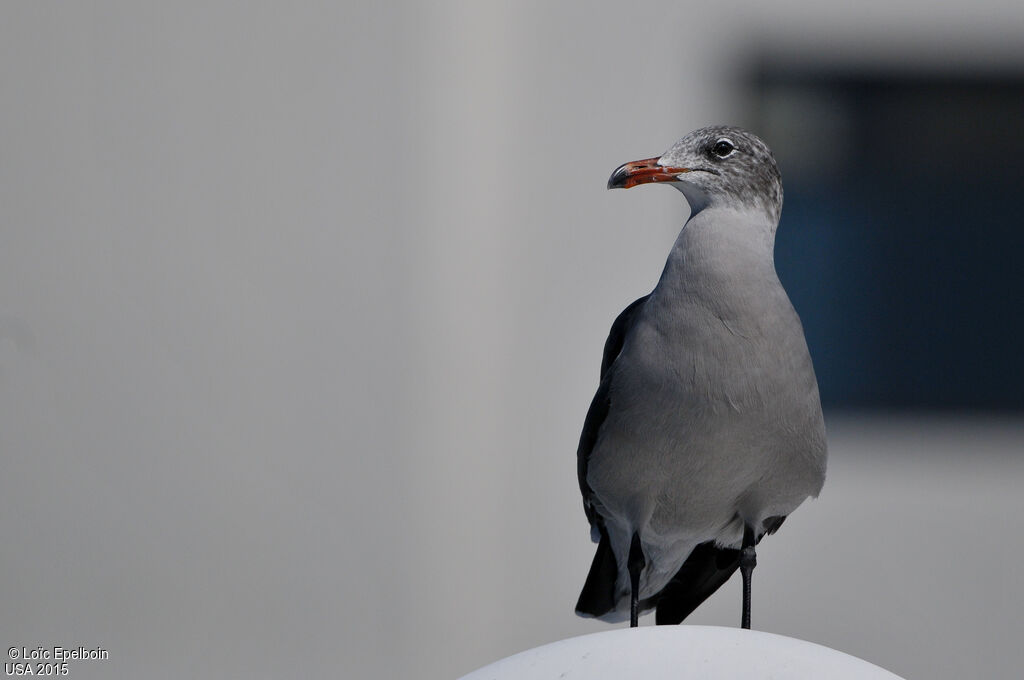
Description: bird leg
xmin=628 ymin=532 xmax=645 ymax=628
xmin=740 ymin=525 xmax=756 ymax=629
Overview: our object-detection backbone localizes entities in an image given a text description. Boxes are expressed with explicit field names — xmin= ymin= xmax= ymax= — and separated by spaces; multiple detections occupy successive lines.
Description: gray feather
xmin=576 ymin=126 xmax=827 ymax=622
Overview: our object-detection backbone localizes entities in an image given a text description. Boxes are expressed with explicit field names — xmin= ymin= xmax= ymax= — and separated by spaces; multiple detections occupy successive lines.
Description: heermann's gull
xmin=575 ymin=126 xmax=827 ymax=629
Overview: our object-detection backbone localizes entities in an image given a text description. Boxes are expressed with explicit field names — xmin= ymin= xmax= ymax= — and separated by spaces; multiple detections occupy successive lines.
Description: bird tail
xmin=655 ymin=516 xmax=786 ymax=625
xmin=577 ymin=517 xmax=787 ymax=623
xmin=575 ymin=534 xmax=737 ymax=624
xmin=574 ymin=527 xmax=618 ymax=619
xmin=653 ymin=541 xmax=742 ymax=625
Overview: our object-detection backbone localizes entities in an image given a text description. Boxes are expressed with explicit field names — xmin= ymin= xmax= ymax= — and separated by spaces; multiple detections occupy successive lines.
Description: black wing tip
xmin=575 ymin=527 xmax=618 ymax=618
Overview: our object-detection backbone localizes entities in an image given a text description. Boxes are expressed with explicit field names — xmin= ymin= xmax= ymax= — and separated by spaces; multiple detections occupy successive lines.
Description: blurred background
xmin=1 ymin=2 xmax=1022 ymax=679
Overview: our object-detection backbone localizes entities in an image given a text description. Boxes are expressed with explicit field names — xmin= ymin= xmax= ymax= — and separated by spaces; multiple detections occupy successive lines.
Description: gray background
xmin=2 ymin=3 xmax=1022 ymax=679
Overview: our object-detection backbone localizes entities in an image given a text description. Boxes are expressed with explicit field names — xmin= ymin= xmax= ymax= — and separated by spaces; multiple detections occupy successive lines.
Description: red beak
xmin=607 ymin=157 xmax=690 ymax=189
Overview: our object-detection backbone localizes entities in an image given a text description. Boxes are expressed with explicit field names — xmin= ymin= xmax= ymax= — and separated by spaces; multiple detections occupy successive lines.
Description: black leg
xmin=740 ymin=525 xmax=756 ymax=629
xmin=628 ymin=532 xmax=645 ymax=628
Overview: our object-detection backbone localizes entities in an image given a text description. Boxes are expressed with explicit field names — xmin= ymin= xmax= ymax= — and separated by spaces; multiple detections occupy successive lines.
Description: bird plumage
xmin=576 ymin=126 xmax=826 ymax=624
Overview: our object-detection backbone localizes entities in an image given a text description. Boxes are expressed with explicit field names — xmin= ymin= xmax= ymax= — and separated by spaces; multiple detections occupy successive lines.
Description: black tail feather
xmin=655 ymin=516 xmax=786 ymax=625
xmin=575 ymin=527 xmax=618 ymax=618
xmin=576 ymin=516 xmax=788 ymax=623
xmin=655 ymin=541 xmax=741 ymax=625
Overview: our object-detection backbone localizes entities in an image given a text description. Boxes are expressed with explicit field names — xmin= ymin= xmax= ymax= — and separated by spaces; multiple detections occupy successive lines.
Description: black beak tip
xmin=607 ymin=163 xmax=630 ymax=190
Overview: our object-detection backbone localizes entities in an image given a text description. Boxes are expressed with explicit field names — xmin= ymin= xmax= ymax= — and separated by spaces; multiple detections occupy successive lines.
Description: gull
xmin=575 ymin=126 xmax=827 ymax=629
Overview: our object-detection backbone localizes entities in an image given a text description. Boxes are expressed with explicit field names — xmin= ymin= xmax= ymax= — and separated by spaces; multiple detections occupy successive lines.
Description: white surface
xmin=459 ymin=626 xmax=905 ymax=680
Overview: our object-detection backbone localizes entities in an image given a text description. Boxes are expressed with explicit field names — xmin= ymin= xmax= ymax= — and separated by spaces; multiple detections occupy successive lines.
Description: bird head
xmin=607 ymin=126 xmax=783 ymax=223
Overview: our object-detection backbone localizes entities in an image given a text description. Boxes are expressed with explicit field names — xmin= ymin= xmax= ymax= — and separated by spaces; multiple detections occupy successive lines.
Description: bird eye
xmin=712 ymin=139 xmax=735 ymax=158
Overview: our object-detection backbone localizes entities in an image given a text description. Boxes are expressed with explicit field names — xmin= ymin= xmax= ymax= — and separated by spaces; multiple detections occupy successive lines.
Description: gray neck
xmin=653 ymin=206 xmax=781 ymax=315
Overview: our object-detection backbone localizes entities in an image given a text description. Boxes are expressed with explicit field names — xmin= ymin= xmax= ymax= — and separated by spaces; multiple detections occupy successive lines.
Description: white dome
xmin=460 ymin=626 xmax=905 ymax=680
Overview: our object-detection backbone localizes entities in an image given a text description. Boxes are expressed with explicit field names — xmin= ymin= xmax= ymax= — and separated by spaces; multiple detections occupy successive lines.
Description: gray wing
xmin=577 ymin=294 xmax=650 ymax=540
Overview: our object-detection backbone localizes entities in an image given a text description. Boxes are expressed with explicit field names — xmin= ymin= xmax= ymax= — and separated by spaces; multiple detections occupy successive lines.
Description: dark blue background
xmin=750 ymin=71 xmax=1024 ymax=411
